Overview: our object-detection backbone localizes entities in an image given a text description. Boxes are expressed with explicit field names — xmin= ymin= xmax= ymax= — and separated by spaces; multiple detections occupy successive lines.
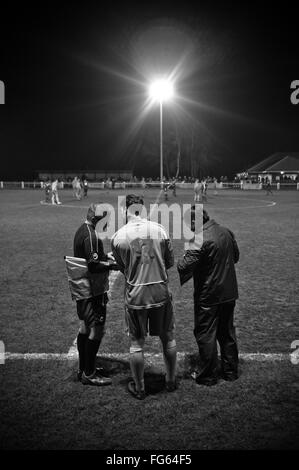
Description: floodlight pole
xmin=160 ymin=100 xmax=163 ymax=184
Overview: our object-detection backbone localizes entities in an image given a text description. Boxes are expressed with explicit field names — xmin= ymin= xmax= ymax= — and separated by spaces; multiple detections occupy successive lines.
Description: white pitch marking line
xmin=40 ymin=196 xmax=277 ymax=211
xmin=40 ymin=201 xmax=90 ymax=209
xmin=221 ymin=202 xmax=276 ymax=210
xmin=260 ymin=199 xmax=276 ymax=206
xmin=3 ymin=352 xmax=292 ymax=362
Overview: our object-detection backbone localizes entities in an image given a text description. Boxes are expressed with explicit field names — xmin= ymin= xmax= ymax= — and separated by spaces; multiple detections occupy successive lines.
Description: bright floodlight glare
xmin=149 ymin=79 xmax=174 ymax=102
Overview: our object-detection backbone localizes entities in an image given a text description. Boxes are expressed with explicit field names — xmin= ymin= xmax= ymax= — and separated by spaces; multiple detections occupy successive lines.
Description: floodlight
xmin=149 ymin=79 xmax=174 ymax=102
xmin=148 ymin=78 xmax=175 ymax=183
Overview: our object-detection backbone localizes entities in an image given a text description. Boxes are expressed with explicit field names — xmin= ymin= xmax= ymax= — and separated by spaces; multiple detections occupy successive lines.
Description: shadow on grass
xmin=96 ymin=356 xmax=130 ymax=375
xmin=144 ymin=370 xmax=167 ymax=395
xmin=98 ymin=357 xmax=179 ymax=395
xmin=118 ymin=372 xmax=167 ymax=396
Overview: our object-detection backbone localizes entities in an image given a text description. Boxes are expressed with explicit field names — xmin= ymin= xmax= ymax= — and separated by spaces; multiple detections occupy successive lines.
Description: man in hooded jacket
xmin=177 ymin=207 xmax=240 ymax=386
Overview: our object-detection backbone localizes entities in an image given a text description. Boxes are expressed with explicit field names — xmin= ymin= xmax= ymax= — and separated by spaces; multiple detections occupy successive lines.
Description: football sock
xmin=77 ymin=333 xmax=88 ymax=372
xmin=85 ymin=338 xmax=101 ymax=376
xmin=162 ymin=342 xmax=177 ymax=383
xmin=129 ymin=351 xmax=145 ymax=392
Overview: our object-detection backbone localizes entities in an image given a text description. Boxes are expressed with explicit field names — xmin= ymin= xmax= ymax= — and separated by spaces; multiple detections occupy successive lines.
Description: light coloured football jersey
xmin=51 ymin=180 xmax=58 ymax=191
xmin=111 ymin=218 xmax=174 ymax=309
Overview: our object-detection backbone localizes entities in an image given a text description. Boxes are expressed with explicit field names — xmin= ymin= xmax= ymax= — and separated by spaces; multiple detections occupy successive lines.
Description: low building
xmin=246 ymin=153 xmax=299 ymax=183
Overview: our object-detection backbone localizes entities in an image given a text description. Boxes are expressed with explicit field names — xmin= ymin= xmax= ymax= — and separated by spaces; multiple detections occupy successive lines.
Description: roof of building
xmin=266 ymin=156 xmax=299 ymax=172
xmin=247 ymin=153 xmax=299 ymax=173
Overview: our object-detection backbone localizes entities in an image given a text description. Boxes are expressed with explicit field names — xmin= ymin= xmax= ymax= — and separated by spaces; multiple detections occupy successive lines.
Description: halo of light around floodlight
xmin=149 ymin=79 xmax=174 ymax=102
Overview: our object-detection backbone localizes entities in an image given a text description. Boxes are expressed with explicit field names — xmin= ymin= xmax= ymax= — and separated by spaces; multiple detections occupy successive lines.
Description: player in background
xmin=72 ymin=177 xmax=77 ymax=198
xmin=168 ymin=178 xmax=177 ymax=197
xmin=44 ymin=178 xmax=51 ymax=203
xmin=111 ymin=195 xmax=177 ymax=399
xmin=265 ymin=180 xmax=272 ymax=195
xmin=73 ymin=203 xmax=119 ymax=386
xmin=164 ymin=184 xmax=168 ymax=201
xmin=106 ymin=178 xmax=112 ymax=190
xmin=160 ymin=179 xmax=168 ymax=201
xmin=83 ymin=178 xmax=89 ymax=197
xmin=141 ymin=177 xmax=146 ymax=190
xmin=202 ymin=179 xmax=208 ymax=202
xmin=51 ymin=178 xmax=62 ymax=205
xmin=194 ymin=179 xmax=201 ymax=202
xmin=172 ymin=179 xmax=177 ymax=197
xmin=75 ymin=177 xmax=83 ymax=200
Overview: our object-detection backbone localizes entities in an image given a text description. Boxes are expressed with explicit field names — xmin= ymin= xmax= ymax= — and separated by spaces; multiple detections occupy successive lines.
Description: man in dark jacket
xmin=177 ymin=207 xmax=239 ymax=386
xmin=73 ymin=203 xmax=119 ymax=386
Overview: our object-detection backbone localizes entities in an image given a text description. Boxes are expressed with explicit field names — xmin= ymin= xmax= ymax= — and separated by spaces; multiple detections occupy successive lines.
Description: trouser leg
xmin=193 ymin=304 xmax=219 ymax=381
xmin=217 ymin=301 xmax=239 ymax=378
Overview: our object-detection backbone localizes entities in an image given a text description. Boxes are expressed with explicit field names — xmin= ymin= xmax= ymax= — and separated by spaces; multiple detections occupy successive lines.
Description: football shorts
xmin=76 ymin=293 xmax=108 ymax=328
xmin=125 ymin=299 xmax=175 ymax=341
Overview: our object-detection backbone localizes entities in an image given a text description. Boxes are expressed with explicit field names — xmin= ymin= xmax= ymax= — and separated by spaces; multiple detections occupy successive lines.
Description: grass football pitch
xmin=0 ymin=187 xmax=298 ymax=450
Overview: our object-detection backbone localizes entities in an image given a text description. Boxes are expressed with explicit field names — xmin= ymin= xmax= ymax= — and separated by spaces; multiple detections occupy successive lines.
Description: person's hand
xmin=107 ymin=257 xmax=119 ymax=270
xmin=109 ymin=263 xmax=120 ymax=271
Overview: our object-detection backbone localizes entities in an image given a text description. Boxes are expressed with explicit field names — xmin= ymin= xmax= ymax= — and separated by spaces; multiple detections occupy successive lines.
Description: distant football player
xmin=51 ymin=179 xmax=61 ymax=205
xmin=44 ymin=178 xmax=51 ymax=203
xmin=168 ymin=178 xmax=177 ymax=197
xmin=75 ymin=177 xmax=82 ymax=200
xmin=161 ymin=180 xmax=168 ymax=201
xmin=72 ymin=177 xmax=78 ymax=198
xmin=83 ymin=178 xmax=89 ymax=197
xmin=194 ymin=179 xmax=201 ymax=202
xmin=177 ymin=207 xmax=239 ymax=386
xmin=201 ymin=179 xmax=208 ymax=202
xmin=111 ymin=195 xmax=177 ymax=399
xmin=73 ymin=203 xmax=119 ymax=386
xmin=265 ymin=181 xmax=272 ymax=195
xmin=141 ymin=177 xmax=146 ymax=190
xmin=172 ymin=179 xmax=177 ymax=197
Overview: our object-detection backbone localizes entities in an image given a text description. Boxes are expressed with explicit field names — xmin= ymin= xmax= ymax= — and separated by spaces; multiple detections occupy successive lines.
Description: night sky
xmin=0 ymin=1 xmax=298 ymax=179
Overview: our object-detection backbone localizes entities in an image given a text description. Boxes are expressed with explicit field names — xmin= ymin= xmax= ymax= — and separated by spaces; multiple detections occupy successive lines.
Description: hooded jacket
xmin=177 ymin=219 xmax=239 ymax=307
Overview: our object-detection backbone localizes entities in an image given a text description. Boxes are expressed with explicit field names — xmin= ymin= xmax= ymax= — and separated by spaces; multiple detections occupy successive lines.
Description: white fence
xmin=0 ymin=181 xmax=299 ymax=190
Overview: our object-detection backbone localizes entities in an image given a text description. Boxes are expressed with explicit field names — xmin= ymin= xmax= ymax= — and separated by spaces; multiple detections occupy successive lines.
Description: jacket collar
xmin=85 ymin=220 xmax=94 ymax=227
xmin=203 ymin=219 xmax=217 ymax=230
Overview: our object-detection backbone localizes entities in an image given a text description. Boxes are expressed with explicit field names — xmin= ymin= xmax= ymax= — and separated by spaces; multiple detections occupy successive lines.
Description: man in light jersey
xmin=51 ymin=178 xmax=62 ymax=204
xmin=194 ymin=179 xmax=201 ymax=202
xmin=111 ymin=194 xmax=177 ymax=399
